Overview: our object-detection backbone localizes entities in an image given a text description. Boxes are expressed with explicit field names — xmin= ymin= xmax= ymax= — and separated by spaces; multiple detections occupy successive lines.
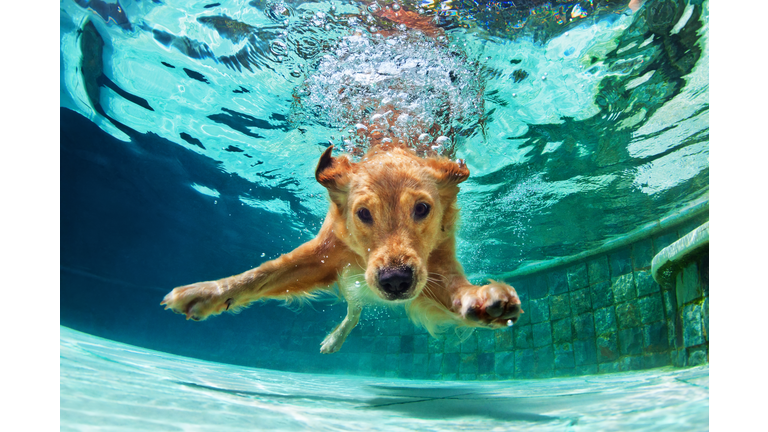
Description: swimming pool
xmin=60 ymin=0 xmax=709 ymax=429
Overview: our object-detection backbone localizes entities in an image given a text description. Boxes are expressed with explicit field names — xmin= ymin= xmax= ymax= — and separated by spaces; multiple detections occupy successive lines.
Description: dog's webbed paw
xmin=320 ymin=331 xmax=345 ymax=354
xmin=453 ymin=281 xmax=523 ymax=328
xmin=161 ymin=281 xmax=232 ymax=321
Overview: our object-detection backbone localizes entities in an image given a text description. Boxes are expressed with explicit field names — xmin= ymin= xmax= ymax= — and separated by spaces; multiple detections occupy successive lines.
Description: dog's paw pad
xmin=454 ymin=282 xmax=523 ymax=328
xmin=161 ymin=281 xmax=229 ymax=321
xmin=320 ymin=333 xmax=343 ymax=354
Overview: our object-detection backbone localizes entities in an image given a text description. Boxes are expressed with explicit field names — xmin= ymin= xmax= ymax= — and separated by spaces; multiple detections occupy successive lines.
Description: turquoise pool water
xmin=61 ymin=326 xmax=708 ymax=430
xmin=60 ymin=0 xmax=710 ymax=429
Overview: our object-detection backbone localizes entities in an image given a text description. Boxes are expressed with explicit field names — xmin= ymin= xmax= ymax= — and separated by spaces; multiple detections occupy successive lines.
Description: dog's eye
xmin=357 ymin=207 xmax=373 ymax=224
xmin=414 ymin=203 xmax=431 ymax=220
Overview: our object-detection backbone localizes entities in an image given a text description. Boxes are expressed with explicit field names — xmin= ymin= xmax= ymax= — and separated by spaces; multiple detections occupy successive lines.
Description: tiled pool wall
xmin=277 ymin=211 xmax=709 ymax=380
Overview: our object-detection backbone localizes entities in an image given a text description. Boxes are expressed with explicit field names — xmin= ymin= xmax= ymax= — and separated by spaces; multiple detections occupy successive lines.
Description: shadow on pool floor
xmin=60 ymin=326 xmax=708 ymax=431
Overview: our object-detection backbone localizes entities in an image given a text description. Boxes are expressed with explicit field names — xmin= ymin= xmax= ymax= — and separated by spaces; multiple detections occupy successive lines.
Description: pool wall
xmin=273 ymin=208 xmax=709 ymax=380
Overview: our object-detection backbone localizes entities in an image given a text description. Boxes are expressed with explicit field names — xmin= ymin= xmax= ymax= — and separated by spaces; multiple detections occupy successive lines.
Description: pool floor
xmin=60 ymin=326 xmax=708 ymax=431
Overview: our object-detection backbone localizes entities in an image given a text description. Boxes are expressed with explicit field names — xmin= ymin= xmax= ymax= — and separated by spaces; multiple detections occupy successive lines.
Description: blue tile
xmin=460 ymin=331 xmax=478 ymax=353
xmin=596 ymin=332 xmax=619 ymax=362
xmin=575 ymin=364 xmax=598 ymax=375
xmin=534 ymin=345 xmax=554 ymax=376
xmin=441 ymin=352 xmax=460 ymax=374
xmin=570 ymin=288 xmax=592 ymax=315
xmin=619 ymin=355 xmax=644 ymax=371
xmin=587 ymin=255 xmax=610 ymax=285
xmin=428 ymin=353 xmax=443 ymax=375
xmin=616 ymin=300 xmax=641 ymax=329
xmin=609 ymin=247 xmax=633 ymax=278
xmin=591 ymin=281 xmax=614 ymax=309
xmin=554 ymin=343 xmax=575 ymax=369
xmin=400 ymin=335 xmax=414 ymax=353
xmin=567 ymin=263 xmax=589 ymax=290
xmin=635 ymin=270 xmax=660 ymax=297
xmin=387 ymin=336 xmax=401 ymax=354
xmin=527 ymin=275 xmax=549 ymax=300
xmin=573 ymin=313 xmax=595 ymax=341
xmin=632 ymin=239 xmax=654 ymax=270
xmin=594 ymin=306 xmax=617 ymax=336
xmin=514 ymin=324 xmax=533 ymax=349
xmin=532 ymin=322 xmax=553 ymax=348
xmin=495 ymin=351 xmax=515 ymax=378
xmin=515 ymin=348 xmax=535 ymax=378
xmin=550 ymin=293 xmax=571 ymax=320
xmin=638 ymin=293 xmax=664 ymax=325
xmin=478 ymin=352 xmax=495 ymax=374
xmin=702 ymin=297 xmax=709 ymax=342
xmin=459 ymin=353 xmax=478 ymax=375
xmin=642 ymin=352 xmax=670 ymax=369
xmin=619 ymin=327 xmax=643 ymax=356
xmin=552 ymin=318 xmax=572 ymax=343
xmin=548 ymin=268 xmax=569 ymax=295
xmin=643 ymin=321 xmax=669 ymax=352
xmin=683 ymin=303 xmax=705 ymax=347
xmin=687 ymin=346 xmax=708 ymax=366
xmin=598 ymin=362 xmax=621 ymax=374
xmin=612 ymin=273 xmax=636 ymax=304
xmin=399 ymin=354 xmax=415 ymax=377
xmin=494 ymin=329 xmax=515 ymax=351
xmin=529 ymin=297 xmax=550 ymax=323
xmin=428 ymin=336 xmax=444 ymax=353
xmin=476 ymin=329 xmax=495 ymax=353
xmin=573 ymin=339 xmax=597 ymax=366
xmin=414 ymin=334 xmax=429 ymax=353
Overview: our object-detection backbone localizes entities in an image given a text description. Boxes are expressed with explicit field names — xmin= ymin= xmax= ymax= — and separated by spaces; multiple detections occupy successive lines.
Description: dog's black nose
xmin=378 ymin=267 xmax=413 ymax=296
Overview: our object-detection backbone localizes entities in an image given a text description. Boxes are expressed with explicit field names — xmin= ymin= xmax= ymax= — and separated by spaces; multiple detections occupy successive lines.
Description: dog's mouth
xmin=374 ymin=265 xmax=420 ymax=301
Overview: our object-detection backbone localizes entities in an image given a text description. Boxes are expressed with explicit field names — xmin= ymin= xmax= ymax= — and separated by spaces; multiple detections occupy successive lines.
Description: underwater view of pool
xmin=58 ymin=0 xmax=714 ymax=429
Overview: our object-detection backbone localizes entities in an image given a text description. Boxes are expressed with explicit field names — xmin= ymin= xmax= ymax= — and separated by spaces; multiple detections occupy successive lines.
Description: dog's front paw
xmin=452 ymin=281 xmax=523 ymax=328
xmin=161 ymin=281 xmax=232 ymax=321
xmin=320 ymin=332 xmax=344 ymax=354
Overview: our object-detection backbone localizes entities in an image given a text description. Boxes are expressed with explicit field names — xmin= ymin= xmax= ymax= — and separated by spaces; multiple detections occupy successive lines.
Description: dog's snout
xmin=378 ymin=267 xmax=414 ymax=296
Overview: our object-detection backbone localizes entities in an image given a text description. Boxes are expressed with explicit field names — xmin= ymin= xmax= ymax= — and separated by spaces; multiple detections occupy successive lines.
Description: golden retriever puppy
xmin=161 ymin=143 xmax=522 ymax=353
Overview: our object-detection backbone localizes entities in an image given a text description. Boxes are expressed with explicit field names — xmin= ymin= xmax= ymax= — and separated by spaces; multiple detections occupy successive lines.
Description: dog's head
xmin=315 ymin=145 xmax=469 ymax=302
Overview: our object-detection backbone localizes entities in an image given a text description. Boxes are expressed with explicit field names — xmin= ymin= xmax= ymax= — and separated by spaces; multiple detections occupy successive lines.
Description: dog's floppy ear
xmin=315 ymin=145 xmax=352 ymax=205
xmin=427 ymin=157 xmax=470 ymax=187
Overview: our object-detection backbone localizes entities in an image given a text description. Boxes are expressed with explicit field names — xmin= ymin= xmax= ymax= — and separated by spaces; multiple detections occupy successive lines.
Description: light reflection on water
xmin=59 ymin=0 xmax=708 ymax=277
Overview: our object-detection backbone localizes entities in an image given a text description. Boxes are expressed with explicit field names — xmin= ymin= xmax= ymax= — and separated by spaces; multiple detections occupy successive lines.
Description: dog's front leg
xmin=320 ymin=302 xmax=362 ymax=354
xmin=162 ymin=222 xmax=351 ymax=321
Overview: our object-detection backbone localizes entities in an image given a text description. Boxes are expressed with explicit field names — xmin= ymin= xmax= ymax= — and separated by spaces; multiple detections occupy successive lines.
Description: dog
xmin=162 ymin=141 xmax=523 ymax=353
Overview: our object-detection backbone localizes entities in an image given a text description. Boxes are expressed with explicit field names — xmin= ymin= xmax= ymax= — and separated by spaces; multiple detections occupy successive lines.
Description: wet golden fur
xmin=162 ymin=143 xmax=522 ymax=353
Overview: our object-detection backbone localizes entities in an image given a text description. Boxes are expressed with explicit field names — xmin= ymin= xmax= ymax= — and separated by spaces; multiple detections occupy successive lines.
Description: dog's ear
xmin=315 ymin=145 xmax=352 ymax=205
xmin=427 ymin=157 xmax=470 ymax=187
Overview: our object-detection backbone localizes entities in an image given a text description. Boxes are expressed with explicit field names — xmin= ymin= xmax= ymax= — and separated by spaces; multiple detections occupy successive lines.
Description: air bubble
xmin=368 ymin=3 xmax=380 ymax=13
xmin=261 ymin=253 xmax=266 ymax=257
xmin=392 ymin=3 xmax=401 ymax=11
